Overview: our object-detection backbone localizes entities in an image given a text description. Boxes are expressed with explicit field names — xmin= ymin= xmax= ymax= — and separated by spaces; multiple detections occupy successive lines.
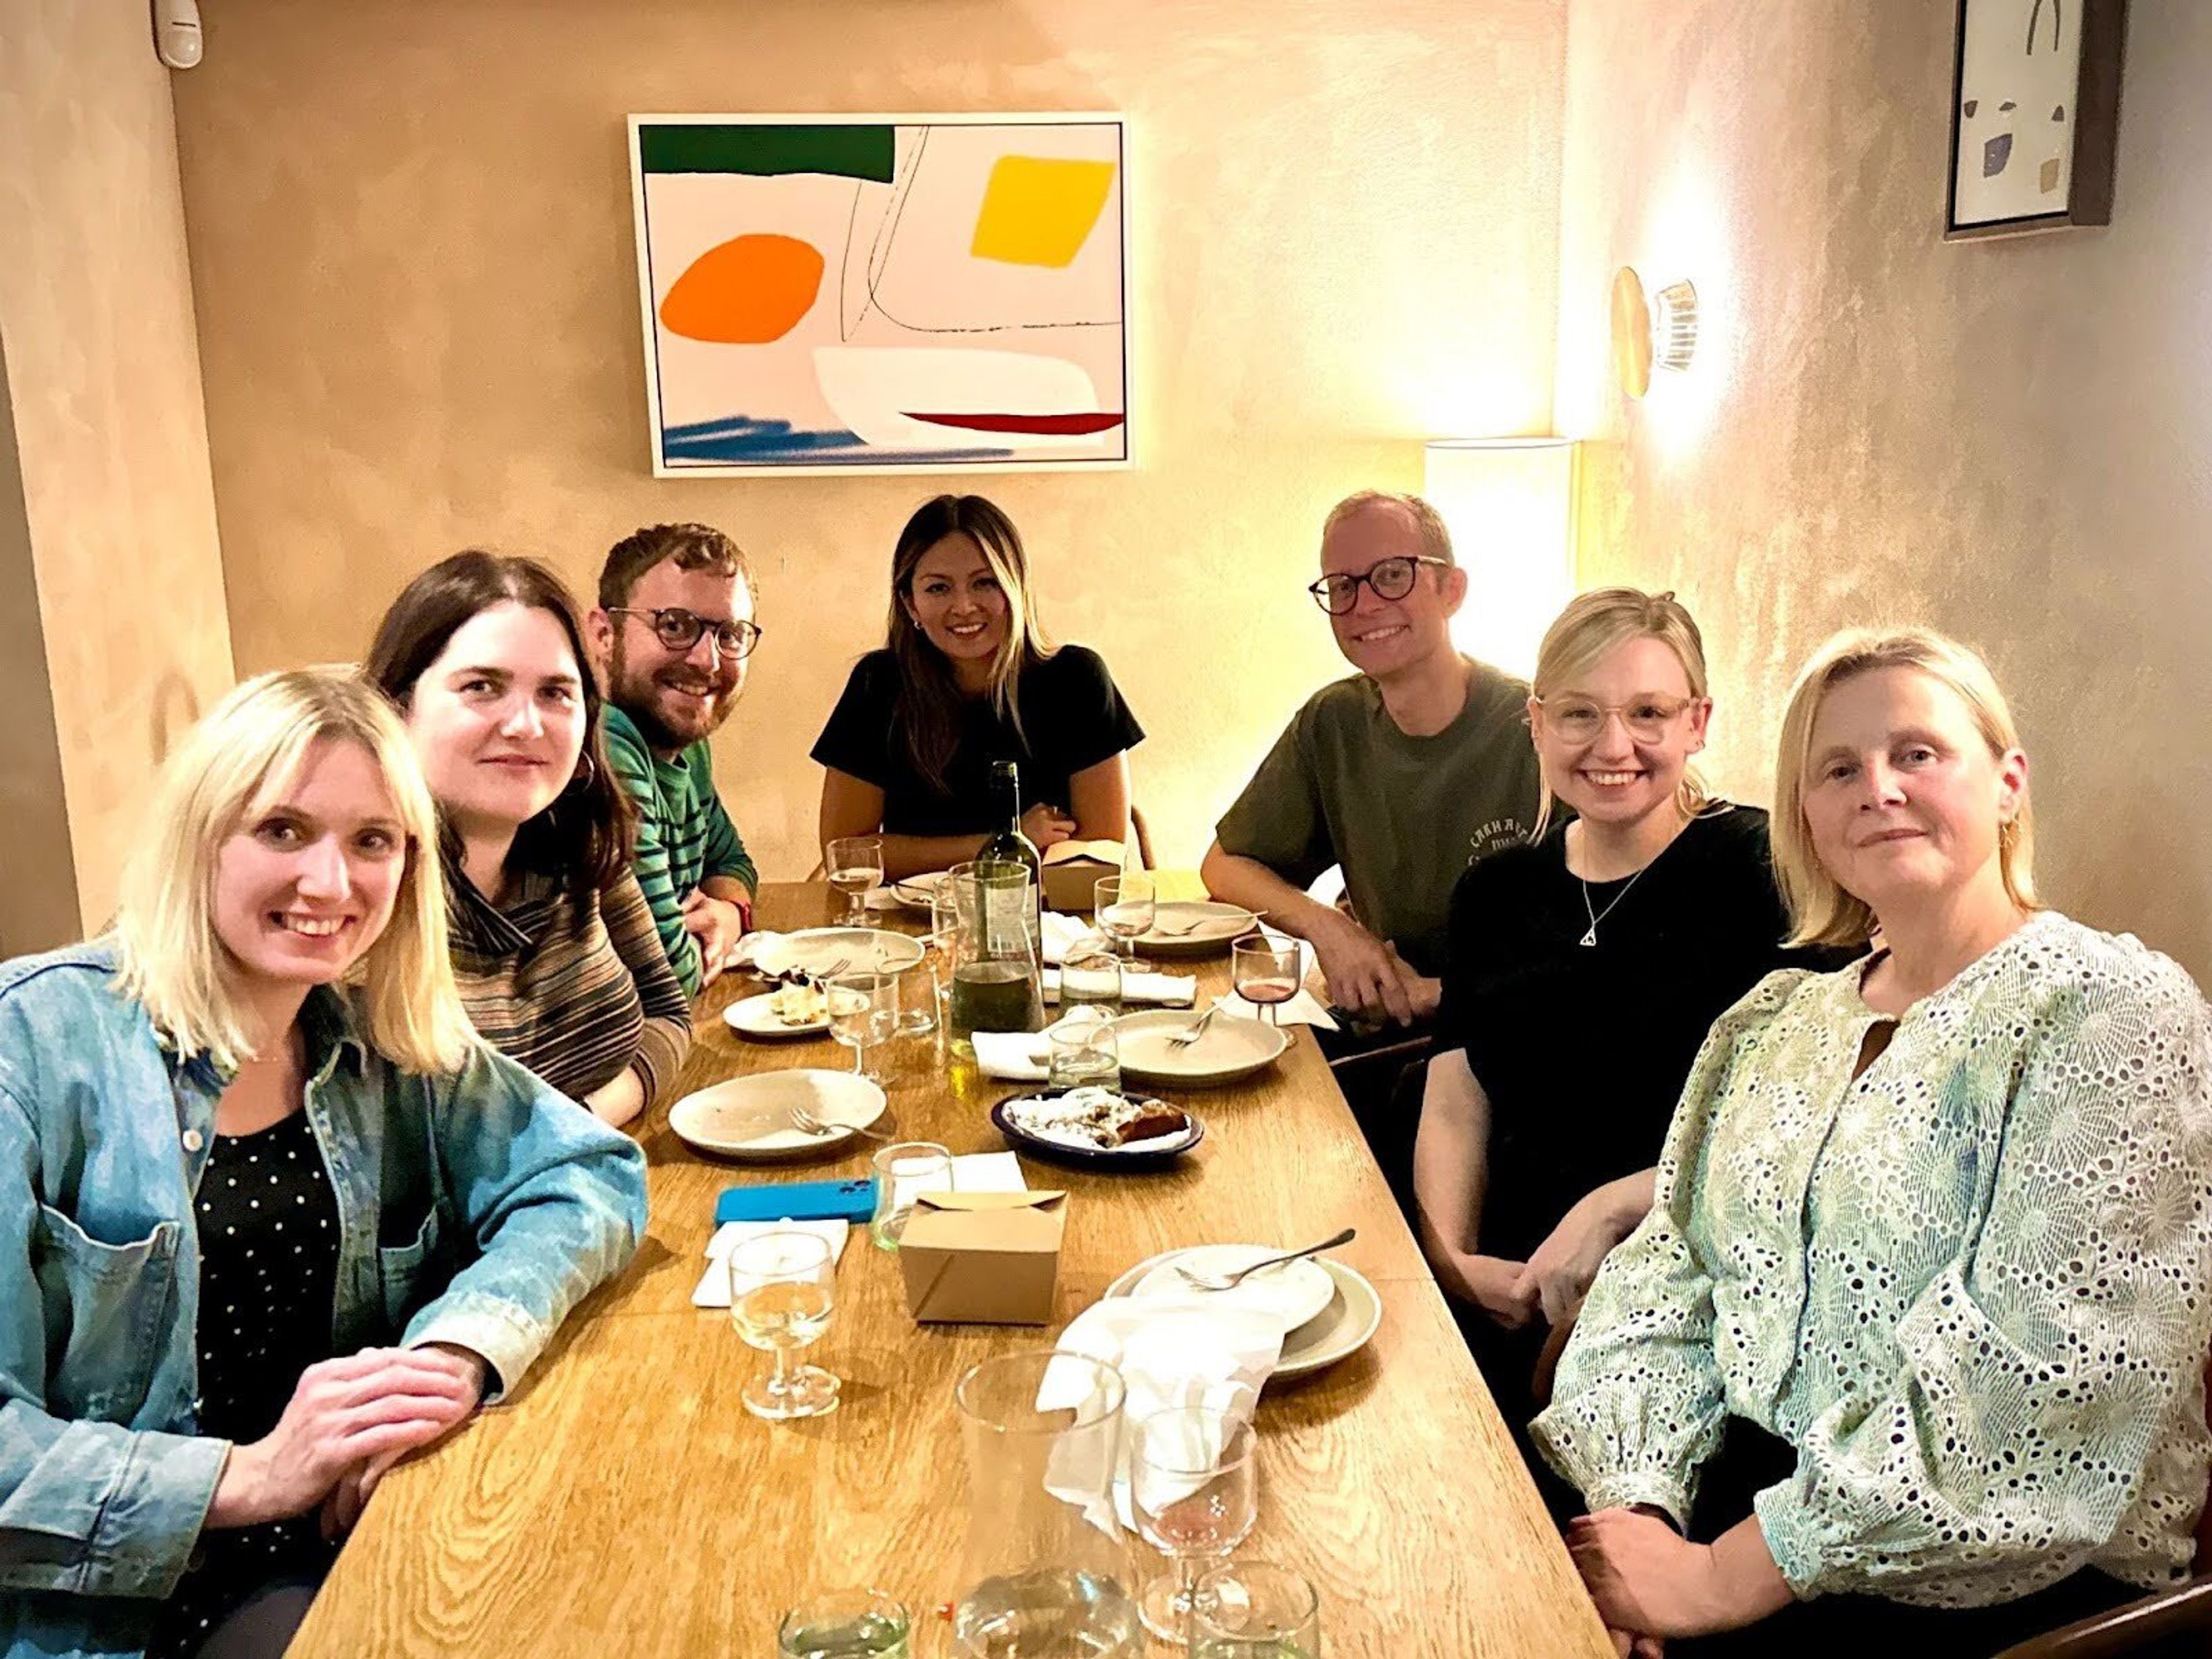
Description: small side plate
xmin=723 ymin=991 xmax=829 ymax=1040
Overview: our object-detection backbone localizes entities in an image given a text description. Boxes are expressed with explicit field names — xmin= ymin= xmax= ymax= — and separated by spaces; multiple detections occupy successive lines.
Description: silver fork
xmin=1165 ymin=1006 xmax=1219 ymax=1049
xmin=783 ymin=956 xmax=849 ymax=986
xmin=787 ymin=1101 xmax=893 ymax=1142
xmin=1154 ymin=910 xmax=1263 ymax=937
xmin=1173 ymin=1227 xmax=1356 ymax=1292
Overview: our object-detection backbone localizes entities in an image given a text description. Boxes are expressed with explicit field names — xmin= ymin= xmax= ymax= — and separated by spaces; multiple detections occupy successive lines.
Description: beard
xmin=607 ymin=636 xmax=733 ymax=751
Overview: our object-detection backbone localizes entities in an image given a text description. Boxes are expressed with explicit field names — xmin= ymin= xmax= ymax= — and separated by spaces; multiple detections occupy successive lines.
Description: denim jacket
xmin=0 ymin=942 xmax=649 ymax=1659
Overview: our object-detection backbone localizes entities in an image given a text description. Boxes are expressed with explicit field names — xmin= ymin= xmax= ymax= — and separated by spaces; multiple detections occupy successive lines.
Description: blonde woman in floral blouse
xmin=1533 ymin=627 xmax=2212 ymax=1657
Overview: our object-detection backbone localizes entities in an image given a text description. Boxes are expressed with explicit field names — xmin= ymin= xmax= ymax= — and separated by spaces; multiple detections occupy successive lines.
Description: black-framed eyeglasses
xmin=1306 ymin=555 xmax=1452 ymax=615
xmin=607 ymin=607 xmax=764 ymax=658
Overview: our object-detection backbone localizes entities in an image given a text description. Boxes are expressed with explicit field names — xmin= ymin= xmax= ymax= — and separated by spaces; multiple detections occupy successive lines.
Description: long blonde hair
xmin=1528 ymin=588 xmax=1714 ymax=840
xmin=113 ymin=666 xmax=475 ymax=1075
xmin=1771 ymin=626 xmax=2039 ymax=948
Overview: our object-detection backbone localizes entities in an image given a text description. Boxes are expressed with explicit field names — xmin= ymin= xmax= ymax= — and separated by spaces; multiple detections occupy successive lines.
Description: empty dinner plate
xmin=1137 ymin=902 xmax=1260 ymax=958
xmin=1109 ymin=1248 xmax=1382 ymax=1381
xmin=751 ymin=927 xmax=925 ymax=978
xmin=1111 ymin=1009 xmax=1287 ymax=1088
xmin=668 ymin=1070 xmax=886 ymax=1160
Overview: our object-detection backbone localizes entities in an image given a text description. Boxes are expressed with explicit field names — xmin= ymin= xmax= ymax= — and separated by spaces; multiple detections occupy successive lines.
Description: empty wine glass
xmin=1231 ymin=937 xmax=1301 ymax=1031
xmin=826 ymin=835 xmax=885 ymax=924
xmin=1094 ymin=872 xmax=1156 ymax=973
xmin=727 ymin=1229 xmax=839 ymax=1421
xmin=1190 ymin=1562 xmax=1321 ymax=1659
xmin=826 ymin=969 xmax=898 ymax=1082
xmin=1130 ymin=1402 xmax=1259 ymax=1642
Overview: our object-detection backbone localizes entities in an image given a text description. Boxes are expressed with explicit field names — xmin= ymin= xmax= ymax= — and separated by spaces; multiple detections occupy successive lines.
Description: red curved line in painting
xmin=902 ymin=411 xmax=1127 ymax=435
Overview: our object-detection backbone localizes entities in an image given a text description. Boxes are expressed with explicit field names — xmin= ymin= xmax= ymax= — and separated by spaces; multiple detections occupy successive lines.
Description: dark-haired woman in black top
xmin=812 ymin=495 xmax=1143 ymax=880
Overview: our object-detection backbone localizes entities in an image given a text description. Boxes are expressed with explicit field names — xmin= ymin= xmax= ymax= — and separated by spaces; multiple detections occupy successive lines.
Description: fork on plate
xmin=787 ymin=1101 xmax=892 ymax=1142
xmin=1172 ymin=1227 xmax=1357 ymax=1292
xmin=1165 ymin=1006 xmax=1219 ymax=1050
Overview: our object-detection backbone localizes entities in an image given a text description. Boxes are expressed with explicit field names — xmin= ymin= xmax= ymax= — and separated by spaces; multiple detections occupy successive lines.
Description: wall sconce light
xmin=1423 ymin=438 xmax=1578 ymax=679
xmin=1609 ymin=267 xmax=1699 ymax=396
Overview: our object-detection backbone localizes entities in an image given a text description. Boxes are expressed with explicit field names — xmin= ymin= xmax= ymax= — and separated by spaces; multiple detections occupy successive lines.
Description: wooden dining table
xmin=290 ymin=880 xmax=1614 ymax=1657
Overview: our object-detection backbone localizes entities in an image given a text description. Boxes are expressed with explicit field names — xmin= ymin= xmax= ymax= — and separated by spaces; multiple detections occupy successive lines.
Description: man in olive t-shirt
xmin=1202 ymin=491 xmax=1543 ymax=1025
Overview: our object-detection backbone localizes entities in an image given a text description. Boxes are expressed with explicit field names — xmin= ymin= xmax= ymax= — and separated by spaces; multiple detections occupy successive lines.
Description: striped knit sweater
xmin=445 ymin=855 xmax=691 ymax=1110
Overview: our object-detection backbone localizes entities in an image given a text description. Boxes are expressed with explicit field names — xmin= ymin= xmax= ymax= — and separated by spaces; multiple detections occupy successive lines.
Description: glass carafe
xmin=947 ymin=860 xmax=1046 ymax=1054
xmin=951 ymin=1351 xmax=1139 ymax=1659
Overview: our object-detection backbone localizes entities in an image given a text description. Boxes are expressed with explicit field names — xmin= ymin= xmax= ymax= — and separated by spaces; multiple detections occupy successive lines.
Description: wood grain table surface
xmin=291 ymin=880 xmax=1613 ymax=1658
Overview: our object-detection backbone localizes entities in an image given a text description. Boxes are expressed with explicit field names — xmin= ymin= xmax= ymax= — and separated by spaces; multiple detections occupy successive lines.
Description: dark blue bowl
xmin=990 ymin=1088 xmax=1205 ymax=1171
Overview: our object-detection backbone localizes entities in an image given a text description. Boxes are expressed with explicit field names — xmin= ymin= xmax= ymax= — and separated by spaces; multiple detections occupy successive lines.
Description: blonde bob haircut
xmin=113 ymin=666 xmax=475 ymax=1076
xmin=1528 ymin=587 xmax=1714 ymax=839
xmin=1771 ymin=626 xmax=2039 ymax=948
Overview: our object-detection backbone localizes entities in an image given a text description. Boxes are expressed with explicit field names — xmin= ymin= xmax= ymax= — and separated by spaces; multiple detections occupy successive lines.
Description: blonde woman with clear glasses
xmin=1412 ymin=589 xmax=1831 ymax=1519
xmin=0 ymin=668 xmax=646 ymax=1659
xmin=1535 ymin=627 xmax=2212 ymax=1657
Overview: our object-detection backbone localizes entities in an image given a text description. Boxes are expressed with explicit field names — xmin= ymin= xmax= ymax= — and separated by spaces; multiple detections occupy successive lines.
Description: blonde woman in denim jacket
xmin=0 ymin=669 xmax=648 ymax=1659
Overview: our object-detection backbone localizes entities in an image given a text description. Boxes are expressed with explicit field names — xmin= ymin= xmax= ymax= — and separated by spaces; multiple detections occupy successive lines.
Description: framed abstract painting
xmin=1946 ymin=0 xmax=2127 ymax=239
xmin=627 ymin=113 xmax=1130 ymax=475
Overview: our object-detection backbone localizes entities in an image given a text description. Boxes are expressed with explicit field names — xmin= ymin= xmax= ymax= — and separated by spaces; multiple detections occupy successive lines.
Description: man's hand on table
xmin=683 ymin=891 xmax=748 ymax=986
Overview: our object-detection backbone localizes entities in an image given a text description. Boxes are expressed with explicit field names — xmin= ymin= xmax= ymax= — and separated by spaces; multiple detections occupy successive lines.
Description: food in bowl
xmin=1003 ymin=1086 xmax=1192 ymax=1152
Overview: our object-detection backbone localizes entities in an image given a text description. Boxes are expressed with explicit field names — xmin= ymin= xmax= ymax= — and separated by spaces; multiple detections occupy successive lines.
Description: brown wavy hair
xmin=364 ymin=550 xmax=634 ymax=921
xmin=885 ymin=495 xmax=1055 ymax=794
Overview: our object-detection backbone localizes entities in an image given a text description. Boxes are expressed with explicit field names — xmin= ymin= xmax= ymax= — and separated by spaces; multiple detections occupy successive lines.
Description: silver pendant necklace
xmin=1578 ymin=864 xmax=1652 ymax=947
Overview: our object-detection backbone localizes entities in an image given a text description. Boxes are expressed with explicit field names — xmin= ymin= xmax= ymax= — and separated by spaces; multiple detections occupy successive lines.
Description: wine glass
xmin=826 ymin=835 xmax=885 ymax=925
xmin=825 ymin=969 xmax=898 ymax=1082
xmin=1232 ymin=937 xmax=1302 ymax=1030
xmin=727 ymin=1229 xmax=839 ymax=1421
xmin=1190 ymin=1562 xmax=1321 ymax=1659
xmin=1094 ymin=872 xmax=1156 ymax=973
xmin=1130 ymin=1403 xmax=1259 ymax=1642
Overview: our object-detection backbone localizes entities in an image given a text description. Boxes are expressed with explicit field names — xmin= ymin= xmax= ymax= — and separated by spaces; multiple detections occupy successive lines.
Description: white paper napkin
xmin=692 ymin=1218 xmax=850 ymax=1308
xmin=947 ymin=1150 xmax=1028 ymax=1191
xmin=1040 ymin=1294 xmax=1284 ymax=1533
xmin=971 ymin=1028 xmax=1053 ymax=1082
xmin=1041 ymin=968 xmax=1196 ymax=1007
xmin=1040 ymin=912 xmax=1102 ymax=966
xmin=1211 ymin=987 xmax=1340 ymax=1031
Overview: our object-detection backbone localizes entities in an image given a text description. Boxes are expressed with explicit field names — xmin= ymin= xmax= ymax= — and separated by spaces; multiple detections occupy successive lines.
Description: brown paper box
xmin=1040 ymin=853 xmax=1116 ymax=913
xmin=897 ymin=1190 xmax=1067 ymax=1325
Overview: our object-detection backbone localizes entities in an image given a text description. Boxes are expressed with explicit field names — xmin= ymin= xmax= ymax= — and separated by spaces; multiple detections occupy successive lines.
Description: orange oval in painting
xmin=659 ymin=234 xmax=825 ymax=344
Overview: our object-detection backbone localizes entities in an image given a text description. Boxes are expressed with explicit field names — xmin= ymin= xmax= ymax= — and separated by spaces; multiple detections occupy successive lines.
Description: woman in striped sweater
xmin=366 ymin=552 xmax=690 ymax=1128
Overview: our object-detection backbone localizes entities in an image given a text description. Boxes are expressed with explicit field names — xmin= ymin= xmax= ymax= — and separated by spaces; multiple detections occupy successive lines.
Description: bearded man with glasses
xmin=1202 ymin=491 xmax=1542 ymax=1195
xmin=589 ymin=522 xmax=763 ymax=993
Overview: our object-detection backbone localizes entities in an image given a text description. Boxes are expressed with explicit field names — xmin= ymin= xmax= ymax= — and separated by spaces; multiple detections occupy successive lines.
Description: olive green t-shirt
xmin=1214 ymin=660 xmax=1542 ymax=976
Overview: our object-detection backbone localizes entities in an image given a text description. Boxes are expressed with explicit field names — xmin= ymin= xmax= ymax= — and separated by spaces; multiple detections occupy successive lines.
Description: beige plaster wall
xmin=172 ymin=0 xmax=1567 ymax=881
xmin=0 ymin=0 xmax=234 ymax=942
xmin=1556 ymin=0 xmax=2212 ymax=980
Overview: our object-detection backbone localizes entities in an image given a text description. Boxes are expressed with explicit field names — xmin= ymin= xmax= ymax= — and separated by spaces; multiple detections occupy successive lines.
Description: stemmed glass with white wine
xmin=826 ymin=835 xmax=885 ymax=925
xmin=727 ymin=1229 xmax=839 ymax=1421
xmin=1094 ymin=871 xmax=1156 ymax=973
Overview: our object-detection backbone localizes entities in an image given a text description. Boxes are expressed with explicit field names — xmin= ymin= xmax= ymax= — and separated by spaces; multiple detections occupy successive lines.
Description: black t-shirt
xmin=810 ymin=644 xmax=1145 ymax=837
xmin=1437 ymin=805 xmax=1852 ymax=1263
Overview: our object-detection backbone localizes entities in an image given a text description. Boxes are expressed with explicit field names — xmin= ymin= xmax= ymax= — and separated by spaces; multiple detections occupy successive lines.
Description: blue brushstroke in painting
xmin=662 ymin=415 xmax=1015 ymax=467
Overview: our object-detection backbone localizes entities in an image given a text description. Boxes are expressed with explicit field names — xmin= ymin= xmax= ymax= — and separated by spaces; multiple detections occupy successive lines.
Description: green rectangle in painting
xmin=638 ymin=124 xmax=896 ymax=182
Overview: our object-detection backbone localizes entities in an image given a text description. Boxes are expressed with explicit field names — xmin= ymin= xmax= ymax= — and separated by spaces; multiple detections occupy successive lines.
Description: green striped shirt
xmin=603 ymin=705 xmax=757 ymax=994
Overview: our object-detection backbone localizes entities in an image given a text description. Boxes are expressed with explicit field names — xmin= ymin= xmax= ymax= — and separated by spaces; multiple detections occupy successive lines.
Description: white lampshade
xmin=1423 ymin=438 xmax=1578 ymax=679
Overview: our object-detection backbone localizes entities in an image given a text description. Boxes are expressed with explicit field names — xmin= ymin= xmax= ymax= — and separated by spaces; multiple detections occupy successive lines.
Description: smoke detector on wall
xmin=154 ymin=0 xmax=202 ymax=69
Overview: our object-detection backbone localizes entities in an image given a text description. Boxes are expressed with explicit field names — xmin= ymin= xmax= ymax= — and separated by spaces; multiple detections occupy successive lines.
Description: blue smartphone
xmin=714 ymin=1177 xmax=877 ymax=1225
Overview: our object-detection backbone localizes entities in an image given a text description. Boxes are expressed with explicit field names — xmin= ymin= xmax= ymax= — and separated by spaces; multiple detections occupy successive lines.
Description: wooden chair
xmin=1127 ymin=803 xmax=1156 ymax=871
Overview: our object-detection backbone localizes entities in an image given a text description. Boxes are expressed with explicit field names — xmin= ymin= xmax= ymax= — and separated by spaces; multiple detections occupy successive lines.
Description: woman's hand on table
xmin=209 ymin=1345 xmax=485 ymax=1531
xmin=318 ymin=1344 xmax=490 ymax=1539
xmin=1567 ymin=1509 xmax=1790 ymax=1641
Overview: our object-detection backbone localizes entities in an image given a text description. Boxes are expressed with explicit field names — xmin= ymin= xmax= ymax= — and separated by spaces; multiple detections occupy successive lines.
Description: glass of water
xmin=1058 ymin=942 xmax=1123 ymax=1016
xmin=1046 ymin=1010 xmax=1120 ymax=1091
xmin=870 ymin=1140 xmax=953 ymax=1251
xmin=825 ymin=835 xmax=885 ymax=924
xmin=728 ymin=1229 xmax=839 ymax=1421
xmin=1190 ymin=1562 xmax=1320 ymax=1658
xmin=778 ymin=1589 xmax=911 ymax=1659
xmin=825 ymin=969 xmax=898 ymax=1082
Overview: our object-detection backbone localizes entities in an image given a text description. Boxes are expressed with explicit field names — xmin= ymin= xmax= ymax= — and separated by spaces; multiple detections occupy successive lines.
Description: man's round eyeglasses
xmin=1306 ymin=555 xmax=1452 ymax=615
xmin=607 ymin=607 xmax=764 ymax=659
xmin=1536 ymin=695 xmax=1696 ymax=744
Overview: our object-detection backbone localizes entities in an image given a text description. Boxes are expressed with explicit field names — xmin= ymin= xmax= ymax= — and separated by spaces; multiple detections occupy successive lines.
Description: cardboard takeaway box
xmin=1039 ymin=840 xmax=1126 ymax=912
xmin=897 ymin=1190 xmax=1067 ymax=1324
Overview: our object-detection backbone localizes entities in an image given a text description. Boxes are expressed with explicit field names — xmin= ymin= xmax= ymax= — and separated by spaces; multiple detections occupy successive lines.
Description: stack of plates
xmin=1107 ymin=1244 xmax=1381 ymax=1381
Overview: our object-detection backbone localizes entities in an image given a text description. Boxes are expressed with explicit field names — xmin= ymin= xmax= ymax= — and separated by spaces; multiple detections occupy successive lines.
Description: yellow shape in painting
xmin=970 ymin=157 xmax=1116 ymax=269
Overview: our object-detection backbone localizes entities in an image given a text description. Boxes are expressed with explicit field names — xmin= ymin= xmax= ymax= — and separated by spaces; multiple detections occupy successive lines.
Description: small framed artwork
xmin=628 ymin=113 xmax=1129 ymax=476
xmin=1946 ymin=0 xmax=2127 ymax=239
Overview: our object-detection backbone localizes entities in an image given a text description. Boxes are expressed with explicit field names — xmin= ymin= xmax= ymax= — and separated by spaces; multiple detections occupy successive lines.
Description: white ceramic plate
xmin=752 ymin=927 xmax=925 ymax=978
xmin=1109 ymin=1009 xmax=1288 ymax=1088
xmin=888 ymin=870 xmax=953 ymax=912
xmin=1128 ymin=1244 xmax=1338 ymax=1333
xmin=668 ymin=1070 xmax=886 ymax=1160
xmin=1108 ymin=1248 xmax=1382 ymax=1381
xmin=1136 ymin=901 xmax=1260 ymax=958
xmin=722 ymin=991 xmax=830 ymax=1040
